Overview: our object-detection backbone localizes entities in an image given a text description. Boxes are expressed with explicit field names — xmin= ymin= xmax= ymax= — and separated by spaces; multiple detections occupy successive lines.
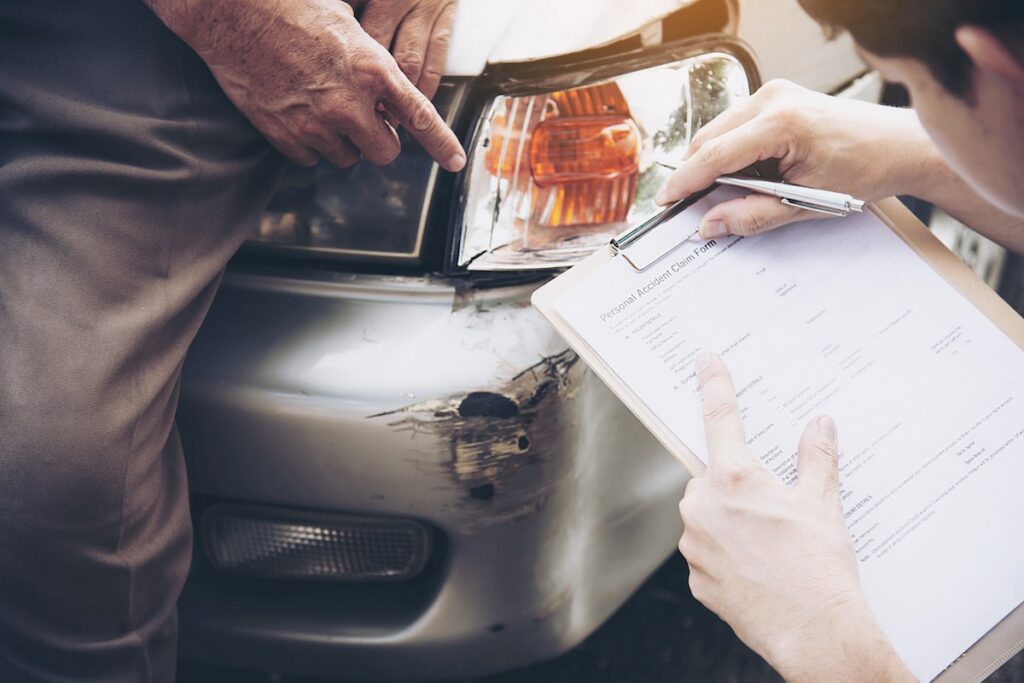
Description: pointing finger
xmin=382 ymin=65 xmax=465 ymax=171
xmin=797 ymin=415 xmax=841 ymax=497
xmin=696 ymin=351 xmax=751 ymax=471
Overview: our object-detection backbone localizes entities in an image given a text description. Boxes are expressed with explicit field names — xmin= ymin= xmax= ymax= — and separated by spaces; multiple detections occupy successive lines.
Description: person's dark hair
xmin=797 ymin=0 xmax=1024 ymax=99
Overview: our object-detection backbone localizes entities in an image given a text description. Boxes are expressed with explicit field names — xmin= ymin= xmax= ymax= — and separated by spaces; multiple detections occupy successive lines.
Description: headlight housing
xmin=457 ymin=48 xmax=753 ymax=271
xmin=247 ymin=81 xmax=466 ymax=264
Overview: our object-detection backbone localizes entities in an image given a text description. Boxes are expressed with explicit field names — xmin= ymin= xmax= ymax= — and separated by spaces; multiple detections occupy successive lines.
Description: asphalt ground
xmin=177 ymin=554 xmax=1024 ymax=683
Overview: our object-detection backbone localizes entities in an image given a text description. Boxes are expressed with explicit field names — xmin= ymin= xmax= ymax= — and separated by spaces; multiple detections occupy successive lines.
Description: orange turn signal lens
xmin=528 ymin=115 xmax=640 ymax=188
xmin=479 ymin=81 xmax=641 ymax=229
xmin=483 ymin=103 xmax=534 ymax=179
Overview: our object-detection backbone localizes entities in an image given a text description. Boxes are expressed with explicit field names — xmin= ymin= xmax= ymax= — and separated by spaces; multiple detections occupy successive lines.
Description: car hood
xmin=445 ymin=0 xmax=693 ymax=76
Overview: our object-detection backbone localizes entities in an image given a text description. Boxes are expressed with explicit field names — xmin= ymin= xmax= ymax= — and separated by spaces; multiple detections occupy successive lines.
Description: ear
xmin=956 ymin=26 xmax=1024 ymax=87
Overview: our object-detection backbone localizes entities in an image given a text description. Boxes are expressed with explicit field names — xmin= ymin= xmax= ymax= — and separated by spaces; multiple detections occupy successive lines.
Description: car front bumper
xmin=176 ymin=269 xmax=688 ymax=680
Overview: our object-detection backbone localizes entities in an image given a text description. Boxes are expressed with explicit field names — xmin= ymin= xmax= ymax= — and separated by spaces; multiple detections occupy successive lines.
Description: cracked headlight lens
xmin=457 ymin=51 xmax=750 ymax=271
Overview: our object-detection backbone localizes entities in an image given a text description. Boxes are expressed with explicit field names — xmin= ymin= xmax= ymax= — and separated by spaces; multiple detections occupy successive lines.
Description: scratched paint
xmin=369 ymin=350 xmax=583 ymax=531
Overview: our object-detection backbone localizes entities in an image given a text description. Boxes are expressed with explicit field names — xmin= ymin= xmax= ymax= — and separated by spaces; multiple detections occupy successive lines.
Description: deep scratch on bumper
xmin=369 ymin=350 xmax=582 ymax=530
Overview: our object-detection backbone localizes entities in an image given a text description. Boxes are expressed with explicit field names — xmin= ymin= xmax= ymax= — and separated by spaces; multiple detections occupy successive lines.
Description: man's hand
xmin=349 ymin=0 xmax=457 ymax=102
xmin=679 ymin=351 xmax=914 ymax=682
xmin=145 ymin=0 xmax=465 ymax=171
xmin=654 ymin=80 xmax=940 ymax=239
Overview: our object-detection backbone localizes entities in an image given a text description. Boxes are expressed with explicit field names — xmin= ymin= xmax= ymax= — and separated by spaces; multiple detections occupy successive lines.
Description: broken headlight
xmin=457 ymin=50 xmax=751 ymax=271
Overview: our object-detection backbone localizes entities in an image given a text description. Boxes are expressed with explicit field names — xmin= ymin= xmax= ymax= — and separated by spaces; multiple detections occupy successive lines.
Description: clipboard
xmin=532 ymin=194 xmax=1024 ymax=682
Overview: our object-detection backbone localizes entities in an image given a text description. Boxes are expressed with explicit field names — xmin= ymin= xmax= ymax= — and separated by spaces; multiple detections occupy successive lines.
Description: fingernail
xmin=654 ymin=188 xmax=669 ymax=206
xmin=446 ymin=153 xmax=466 ymax=171
xmin=694 ymin=350 xmax=716 ymax=374
xmin=818 ymin=415 xmax=838 ymax=442
xmin=700 ymin=220 xmax=728 ymax=239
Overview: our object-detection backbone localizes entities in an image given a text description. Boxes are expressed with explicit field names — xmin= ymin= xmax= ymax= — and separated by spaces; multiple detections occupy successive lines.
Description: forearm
xmin=897 ymin=115 xmax=1024 ymax=254
xmin=143 ymin=0 xmax=309 ymax=58
xmin=767 ymin=596 xmax=916 ymax=683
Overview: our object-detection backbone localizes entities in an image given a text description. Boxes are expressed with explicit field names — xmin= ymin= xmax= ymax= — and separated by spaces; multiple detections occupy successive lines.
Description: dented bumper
xmin=176 ymin=269 xmax=687 ymax=680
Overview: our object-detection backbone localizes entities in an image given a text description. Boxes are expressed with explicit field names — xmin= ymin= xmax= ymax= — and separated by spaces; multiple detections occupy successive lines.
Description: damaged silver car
xmin=176 ymin=0 xmax=883 ymax=679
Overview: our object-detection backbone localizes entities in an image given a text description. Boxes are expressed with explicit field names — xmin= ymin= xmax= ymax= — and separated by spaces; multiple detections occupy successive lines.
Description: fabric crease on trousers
xmin=0 ymin=1 xmax=284 ymax=680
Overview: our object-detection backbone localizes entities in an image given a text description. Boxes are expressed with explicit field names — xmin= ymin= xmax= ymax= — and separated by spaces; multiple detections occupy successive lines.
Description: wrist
xmin=767 ymin=594 xmax=914 ymax=683
xmin=144 ymin=0 xmax=337 ymax=61
xmin=889 ymin=110 xmax=953 ymax=206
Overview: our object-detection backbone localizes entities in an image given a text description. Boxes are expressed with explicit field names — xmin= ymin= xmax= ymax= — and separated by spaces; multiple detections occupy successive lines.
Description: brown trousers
xmin=0 ymin=1 xmax=282 ymax=680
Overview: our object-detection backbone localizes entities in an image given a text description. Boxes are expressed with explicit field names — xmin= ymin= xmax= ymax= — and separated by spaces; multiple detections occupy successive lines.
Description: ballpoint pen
xmin=656 ymin=162 xmax=866 ymax=217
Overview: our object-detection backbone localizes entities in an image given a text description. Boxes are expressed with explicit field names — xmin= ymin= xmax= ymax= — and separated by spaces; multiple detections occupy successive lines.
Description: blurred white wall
xmin=738 ymin=0 xmax=866 ymax=91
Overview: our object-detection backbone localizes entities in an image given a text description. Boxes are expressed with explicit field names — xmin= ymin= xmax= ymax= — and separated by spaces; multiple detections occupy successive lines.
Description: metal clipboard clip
xmin=612 ymin=170 xmax=868 ymax=272
xmin=610 ymin=186 xmax=716 ymax=273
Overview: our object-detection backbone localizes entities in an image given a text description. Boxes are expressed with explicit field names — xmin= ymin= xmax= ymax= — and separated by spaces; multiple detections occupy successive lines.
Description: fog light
xmin=200 ymin=505 xmax=431 ymax=582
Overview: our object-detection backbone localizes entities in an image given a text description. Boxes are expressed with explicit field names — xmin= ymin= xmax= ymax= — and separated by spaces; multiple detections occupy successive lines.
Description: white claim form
xmin=545 ymin=188 xmax=1024 ymax=681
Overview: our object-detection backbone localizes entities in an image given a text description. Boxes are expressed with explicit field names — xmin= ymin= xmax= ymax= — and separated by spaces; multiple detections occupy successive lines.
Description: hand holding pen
xmin=653 ymin=80 xmax=936 ymax=240
xmin=656 ymin=163 xmax=866 ymax=218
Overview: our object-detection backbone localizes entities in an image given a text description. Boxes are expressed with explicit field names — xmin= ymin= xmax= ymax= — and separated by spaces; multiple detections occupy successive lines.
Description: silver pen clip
xmin=780 ymin=197 xmax=850 ymax=218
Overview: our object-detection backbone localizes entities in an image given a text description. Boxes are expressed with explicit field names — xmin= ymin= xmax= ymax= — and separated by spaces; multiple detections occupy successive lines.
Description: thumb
xmin=797 ymin=415 xmax=840 ymax=496
xmin=699 ymin=193 xmax=825 ymax=239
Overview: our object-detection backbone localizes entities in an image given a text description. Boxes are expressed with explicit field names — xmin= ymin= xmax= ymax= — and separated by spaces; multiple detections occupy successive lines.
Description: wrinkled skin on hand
xmin=348 ymin=0 xmax=457 ymax=102
xmin=679 ymin=352 xmax=914 ymax=682
xmin=145 ymin=0 xmax=465 ymax=170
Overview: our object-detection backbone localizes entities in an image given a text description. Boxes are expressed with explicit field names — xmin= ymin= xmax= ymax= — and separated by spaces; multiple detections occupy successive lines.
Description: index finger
xmin=695 ymin=351 xmax=751 ymax=470
xmin=654 ymin=118 xmax=786 ymax=206
xmin=381 ymin=67 xmax=466 ymax=171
